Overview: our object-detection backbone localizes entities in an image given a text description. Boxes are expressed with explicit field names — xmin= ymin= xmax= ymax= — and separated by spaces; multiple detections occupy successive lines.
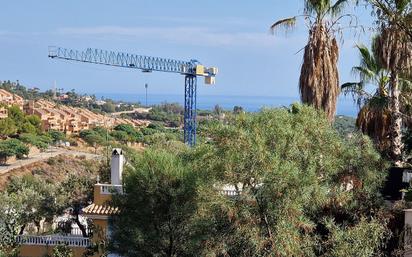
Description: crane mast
xmin=48 ymin=46 xmax=218 ymax=147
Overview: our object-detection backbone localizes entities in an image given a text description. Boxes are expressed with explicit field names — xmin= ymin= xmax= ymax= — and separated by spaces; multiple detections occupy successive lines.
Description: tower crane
xmin=48 ymin=46 xmax=218 ymax=146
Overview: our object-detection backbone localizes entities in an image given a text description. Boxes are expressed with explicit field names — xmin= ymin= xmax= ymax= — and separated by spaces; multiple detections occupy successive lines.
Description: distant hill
xmin=333 ymin=115 xmax=357 ymax=136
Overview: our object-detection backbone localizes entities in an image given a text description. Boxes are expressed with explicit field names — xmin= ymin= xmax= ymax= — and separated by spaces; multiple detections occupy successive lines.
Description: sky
xmin=0 ymin=1 xmax=375 ymax=101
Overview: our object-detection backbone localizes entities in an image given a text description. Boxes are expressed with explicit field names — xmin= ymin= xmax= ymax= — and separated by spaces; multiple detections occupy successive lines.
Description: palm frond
xmin=341 ymin=81 xmax=368 ymax=97
xmin=352 ymin=66 xmax=375 ymax=82
xmin=355 ymin=44 xmax=377 ymax=72
xmin=395 ymin=0 xmax=409 ymax=13
xmin=330 ymin=0 xmax=350 ymax=17
xmin=299 ymin=23 xmax=340 ymax=121
xmin=400 ymin=77 xmax=412 ymax=90
xmin=269 ymin=17 xmax=297 ymax=34
xmin=305 ymin=0 xmax=331 ymax=17
xmin=341 ymin=82 xmax=361 ymax=90
xmin=371 ymin=36 xmax=385 ymax=70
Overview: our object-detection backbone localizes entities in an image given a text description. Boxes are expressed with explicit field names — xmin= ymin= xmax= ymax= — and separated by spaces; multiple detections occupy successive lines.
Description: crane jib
xmin=48 ymin=46 xmax=218 ymax=147
xmin=48 ymin=46 xmax=197 ymax=75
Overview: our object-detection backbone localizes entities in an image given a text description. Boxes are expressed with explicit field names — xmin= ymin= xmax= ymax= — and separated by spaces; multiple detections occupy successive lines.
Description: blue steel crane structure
xmin=48 ymin=46 xmax=218 ymax=147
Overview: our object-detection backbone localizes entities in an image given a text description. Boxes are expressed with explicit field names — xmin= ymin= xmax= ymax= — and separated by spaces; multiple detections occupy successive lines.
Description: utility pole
xmin=53 ymin=81 xmax=57 ymax=99
xmin=145 ymin=83 xmax=148 ymax=107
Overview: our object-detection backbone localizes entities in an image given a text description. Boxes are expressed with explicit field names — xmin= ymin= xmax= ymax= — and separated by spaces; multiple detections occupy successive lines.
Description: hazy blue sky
xmin=0 ymin=1 xmax=374 ymax=99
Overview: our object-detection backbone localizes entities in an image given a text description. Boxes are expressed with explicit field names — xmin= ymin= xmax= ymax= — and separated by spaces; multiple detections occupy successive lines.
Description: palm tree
xmin=341 ymin=43 xmax=392 ymax=152
xmin=271 ymin=0 xmax=354 ymax=122
xmin=368 ymin=0 xmax=412 ymax=164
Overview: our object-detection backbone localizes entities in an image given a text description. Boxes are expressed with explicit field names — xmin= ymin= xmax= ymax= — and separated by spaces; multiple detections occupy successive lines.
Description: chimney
xmin=111 ymin=148 xmax=124 ymax=185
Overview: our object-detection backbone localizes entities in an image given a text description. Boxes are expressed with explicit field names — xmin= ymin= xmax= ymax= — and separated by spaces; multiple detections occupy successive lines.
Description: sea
xmin=95 ymin=93 xmax=358 ymax=117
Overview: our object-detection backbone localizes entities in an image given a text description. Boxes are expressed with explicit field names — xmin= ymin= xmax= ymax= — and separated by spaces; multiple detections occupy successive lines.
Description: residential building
xmin=17 ymin=149 xmax=124 ymax=257
xmin=0 ymin=89 xmax=24 ymax=113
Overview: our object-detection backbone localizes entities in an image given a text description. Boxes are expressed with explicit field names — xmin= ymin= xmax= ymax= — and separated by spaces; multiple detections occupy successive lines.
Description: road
xmin=0 ymin=147 xmax=101 ymax=175
xmin=111 ymin=107 xmax=151 ymax=116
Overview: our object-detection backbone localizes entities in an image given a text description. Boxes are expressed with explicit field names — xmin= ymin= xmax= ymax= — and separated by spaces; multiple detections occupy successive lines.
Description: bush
xmin=19 ymin=133 xmax=49 ymax=151
xmin=79 ymin=130 xmax=106 ymax=148
xmin=192 ymin=105 xmax=389 ymax=257
xmin=110 ymin=130 xmax=130 ymax=144
xmin=110 ymin=148 xmax=198 ymax=256
xmin=52 ymin=244 xmax=73 ymax=257
xmin=114 ymin=124 xmax=135 ymax=134
xmin=0 ymin=139 xmax=29 ymax=162
xmin=0 ymin=118 xmax=17 ymax=137
xmin=113 ymin=124 xmax=143 ymax=142
xmin=47 ymin=130 xmax=66 ymax=143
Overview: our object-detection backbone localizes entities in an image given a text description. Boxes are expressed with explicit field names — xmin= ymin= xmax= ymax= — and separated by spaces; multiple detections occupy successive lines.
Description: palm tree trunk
xmin=390 ymin=71 xmax=403 ymax=164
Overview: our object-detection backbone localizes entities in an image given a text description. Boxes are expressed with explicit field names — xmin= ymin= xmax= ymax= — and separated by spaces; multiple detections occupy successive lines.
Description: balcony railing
xmin=69 ymin=227 xmax=92 ymax=237
xmin=100 ymin=184 xmax=124 ymax=195
xmin=16 ymin=235 xmax=91 ymax=247
xmin=219 ymin=189 xmax=240 ymax=196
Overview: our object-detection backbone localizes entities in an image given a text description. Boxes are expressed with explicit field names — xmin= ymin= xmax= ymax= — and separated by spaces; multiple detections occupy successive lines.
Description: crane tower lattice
xmin=48 ymin=46 xmax=218 ymax=146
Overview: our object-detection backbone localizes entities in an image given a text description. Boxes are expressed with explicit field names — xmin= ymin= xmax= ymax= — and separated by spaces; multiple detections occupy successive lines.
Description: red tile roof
xmin=82 ymin=203 xmax=119 ymax=215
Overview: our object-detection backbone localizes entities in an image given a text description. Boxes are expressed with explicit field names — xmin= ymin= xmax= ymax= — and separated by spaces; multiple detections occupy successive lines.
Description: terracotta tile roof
xmin=82 ymin=203 xmax=119 ymax=215
xmin=0 ymin=89 xmax=13 ymax=97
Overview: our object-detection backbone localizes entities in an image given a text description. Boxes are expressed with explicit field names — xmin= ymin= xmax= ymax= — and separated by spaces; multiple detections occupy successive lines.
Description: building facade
xmin=17 ymin=149 xmax=125 ymax=257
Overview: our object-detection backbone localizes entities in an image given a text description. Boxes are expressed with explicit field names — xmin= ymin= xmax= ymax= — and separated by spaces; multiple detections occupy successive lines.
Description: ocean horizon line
xmin=92 ymin=93 xmax=358 ymax=117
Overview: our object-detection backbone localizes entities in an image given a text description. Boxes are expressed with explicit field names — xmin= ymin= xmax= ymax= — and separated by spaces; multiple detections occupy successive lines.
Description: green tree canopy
xmin=271 ymin=0 xmax=355 ymax=121
xmin=0 ymin=176 xmax=57 ymax=254
xmin=0 ymin=139 xmax=29 ymax=162
xmin=110 ymin=148 xmax=199 ymax=257
xmin=111 ymin=105 xmax=389 ymax=257
xmin=192 ymin=105 xmax=388 ymax=257
xmin=113 ymin=124 xmax=143 ymax=142
xmin=56 ymin=174 xmax=95 ymax=237
xmin=110 ymin=130 xmax=130 ymax=144
xmin=0 ymin=118 xmax=17 ymax=138
xmin=79 ymin=130 xmax=106 ymax=149
xmin=101 ymin=102 xmax=116 ymax=113
xmin=47 ymin=130 xmax=66 ymax=143
xmin=52 ymin=244 xmax=73 ymax=257
xmin=18 ymin=133 xmax=49 ymax=151
xmin=7 ymin=106 xmax=24 ymax=128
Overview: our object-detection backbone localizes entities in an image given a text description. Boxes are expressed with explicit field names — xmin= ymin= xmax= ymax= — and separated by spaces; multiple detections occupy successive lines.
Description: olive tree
xmin=110 ymin=147 xmax=199 ymax=257
xmin=193 ymin=105 xmax=389 ymax=257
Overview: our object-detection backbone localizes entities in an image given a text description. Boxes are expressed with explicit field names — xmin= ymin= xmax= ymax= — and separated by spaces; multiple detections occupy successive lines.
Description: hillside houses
xmin=0 ymin=88 xmax=24 ymax=109
xmin=26 ymin=99 xmax=148 ymax=134
xmin=0 ymin=89 xmax=148 ymax=134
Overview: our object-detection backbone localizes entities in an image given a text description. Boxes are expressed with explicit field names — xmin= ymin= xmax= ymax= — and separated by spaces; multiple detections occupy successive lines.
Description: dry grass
xmin=0 ymin=155 xmax=102 ymax=191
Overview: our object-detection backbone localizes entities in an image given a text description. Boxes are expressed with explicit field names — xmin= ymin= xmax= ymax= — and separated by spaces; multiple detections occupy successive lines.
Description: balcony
xmin=219 ymin=189 xmax=240 ymax=196
xmin=16 ymin=235 xmax=91 ymax=247
xmin=69 ymin=227 xmax=93 ymax=237
xmin=100 ymin=184 xmax=124 ymax=195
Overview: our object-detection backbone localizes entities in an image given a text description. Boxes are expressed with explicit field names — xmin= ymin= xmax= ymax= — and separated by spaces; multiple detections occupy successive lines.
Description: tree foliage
xmin=79 ymin=129 xmax=107 ymax=150
xmin=0 ymin=106 xmax=42 ymax=137
xmin=0 ymin=118 xmax=17 ymax=138
xmin=270 ymin=0 xmax=355 ymax=121
xmin=0 ymin=139 xmax=29 ymax=162
xmin=113 ymin=124 xmax=143 ymax=143
xmin=0 ymin=176 xmax=57 ymax=254
xmin=110 ymin=148 xmax=199 ymax=257
xmin=191 ymin=105 xmax=389 ymax=257
xmin=56 ymin=173 xmax=95 ymax=237
xmin=18 ymin=133 xmax=50 ymax=151
xmin=51 ymin=244 xmax=73 ymax=257
xmin=111 ymin=106 xmax=389 ymax=257
xmin=367 ymin=0 xmax=412 ymax=162
xmin=47 ymin=130 xmax=66 ymax=143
